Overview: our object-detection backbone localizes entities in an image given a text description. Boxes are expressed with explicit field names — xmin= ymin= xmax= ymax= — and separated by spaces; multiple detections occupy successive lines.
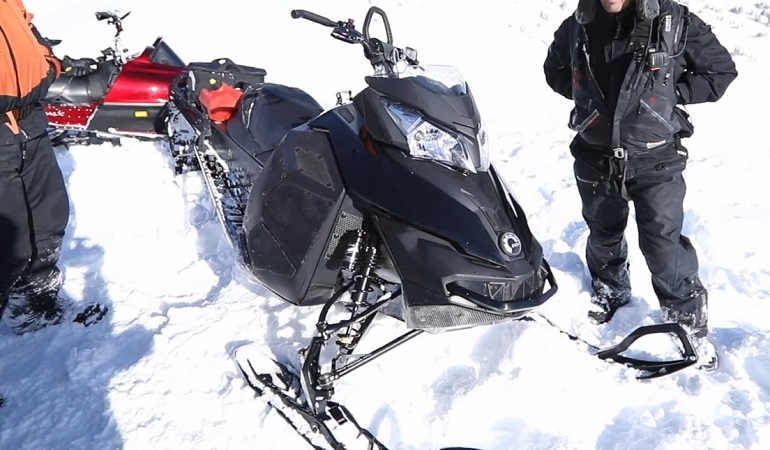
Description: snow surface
xmin=2 ymin=0 xmax=769 ymax=449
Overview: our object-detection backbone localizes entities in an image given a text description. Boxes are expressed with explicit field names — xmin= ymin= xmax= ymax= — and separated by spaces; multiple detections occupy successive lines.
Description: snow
xmin=2 ymin=0 xmax=769 ymax=449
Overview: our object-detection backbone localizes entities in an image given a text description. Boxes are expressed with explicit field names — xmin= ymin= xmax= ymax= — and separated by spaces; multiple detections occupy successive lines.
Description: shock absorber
xmin=349 ymin=232 xmax=381 ymax=305
xmin=342 ymin=229 xmax=367 ymax=273
xmin=335 ymin=229 xmax=383 ymax=355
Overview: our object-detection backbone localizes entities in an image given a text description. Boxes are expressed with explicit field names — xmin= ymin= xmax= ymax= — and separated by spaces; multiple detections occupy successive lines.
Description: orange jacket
xmin=1 ymin=0 xmax=61 ymax=114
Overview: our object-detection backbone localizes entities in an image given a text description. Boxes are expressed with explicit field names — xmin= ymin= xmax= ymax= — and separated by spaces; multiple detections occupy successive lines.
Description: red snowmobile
xmin=42 ymin=11 xmax=187 ymax=146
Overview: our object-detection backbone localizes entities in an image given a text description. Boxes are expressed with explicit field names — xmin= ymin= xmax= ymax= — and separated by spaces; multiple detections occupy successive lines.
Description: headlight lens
xmin=384 ymin=100 xmax=479 ymax=173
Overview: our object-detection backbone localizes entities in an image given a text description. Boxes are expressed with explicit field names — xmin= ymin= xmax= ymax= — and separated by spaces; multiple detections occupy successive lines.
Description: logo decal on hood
xmin=500 ymin=232 xmax=522 ymax=257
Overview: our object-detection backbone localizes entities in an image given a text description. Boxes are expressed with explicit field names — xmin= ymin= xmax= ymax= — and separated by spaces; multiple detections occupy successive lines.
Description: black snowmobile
xmin=166 ymin=7 xmax=700 ymax=449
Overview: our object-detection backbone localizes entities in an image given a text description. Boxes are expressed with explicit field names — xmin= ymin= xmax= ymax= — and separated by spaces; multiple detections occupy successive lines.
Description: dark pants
xmin=0 ymin=107 xmax=69 ymax=320
xmin=571 ymin=137 xmax=708 ymax=334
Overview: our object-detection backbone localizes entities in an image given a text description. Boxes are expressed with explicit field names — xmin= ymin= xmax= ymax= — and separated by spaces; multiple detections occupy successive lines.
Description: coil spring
xmin=343 ymin=230 xmax=381 ymax=273
xmin=344 ymin=230 xmax=382 ymax=305
xmin=359 ymin=245 xmax=381 ymax=272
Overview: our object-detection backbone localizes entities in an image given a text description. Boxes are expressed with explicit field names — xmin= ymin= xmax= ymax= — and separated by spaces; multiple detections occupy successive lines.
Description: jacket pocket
xmin=633 ymin=142 xmax=688 ymax=174
xmin=639 ymin=99 xmax=676 ymax=133
xmin=0 ymin=120 xmax=23 ymax=172
xmin=673 ymin=106 xmax=694 ymax=139
xmin=573 ymin=156 xmax=609 ymax=186
xmin=572 ymin=109 xmax=601 ymax=133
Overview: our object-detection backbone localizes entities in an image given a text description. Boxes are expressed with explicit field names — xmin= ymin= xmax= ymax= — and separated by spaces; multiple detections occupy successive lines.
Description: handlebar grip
xmin=290 ymin=9 xmax=337 ymax=27
xmin=363 ymin=7 xmax=393 ymax=45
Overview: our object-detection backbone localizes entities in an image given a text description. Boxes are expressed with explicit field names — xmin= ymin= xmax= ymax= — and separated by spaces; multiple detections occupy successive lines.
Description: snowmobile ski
xmin=232 ymin=313 xmax=698 ymax=450
xmin=233 ymin=345 xmax=389 ymax=450
xmin=525 ymin=314 xmax=699 ymax=379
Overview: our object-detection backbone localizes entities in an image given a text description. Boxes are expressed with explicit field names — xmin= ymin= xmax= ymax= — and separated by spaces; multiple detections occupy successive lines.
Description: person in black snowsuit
xmin=1 ymin=0 xmax=106 ymax=336
xmin=543 ymin=0 xmax=737 ymax=370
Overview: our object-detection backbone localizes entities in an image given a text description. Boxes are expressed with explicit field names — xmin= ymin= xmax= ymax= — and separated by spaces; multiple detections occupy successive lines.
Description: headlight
xmin=384 ymin=100 xmax=482 ymax=174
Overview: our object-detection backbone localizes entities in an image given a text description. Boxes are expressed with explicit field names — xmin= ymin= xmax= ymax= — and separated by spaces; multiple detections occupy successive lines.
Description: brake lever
xmin=331 ymin=20 xmax=364 ymax=44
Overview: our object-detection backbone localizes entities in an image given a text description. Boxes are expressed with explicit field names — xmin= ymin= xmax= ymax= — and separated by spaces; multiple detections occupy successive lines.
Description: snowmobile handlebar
xmin=362 ymin=7 xmax=393 ymax=45
xmin=93 ymin=11 xmax=131 ymax=65
xmin=290 ymin=9 xmax=338 ymax=28
xmin=291 ymin=7 xmax=417 ymax=74
xmin=290 ymin=7 xmax=393 ymax=45
xmin=95 ymin=11 xmax=130 ymax=34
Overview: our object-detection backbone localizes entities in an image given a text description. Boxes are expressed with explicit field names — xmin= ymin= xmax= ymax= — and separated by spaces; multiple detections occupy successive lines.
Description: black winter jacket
xmin=543 ymin=0 xmax=737 ymax=154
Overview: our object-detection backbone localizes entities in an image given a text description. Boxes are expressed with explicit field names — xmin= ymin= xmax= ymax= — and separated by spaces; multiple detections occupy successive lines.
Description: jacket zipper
xmin=581 ymin=29 xmax=605 ymax=101
xmin=583 ymin=53 xmax=606 ymax=100
xmin=575 ymin=174 xmax=600 ymax=187
xmin=639 ymin=99 xmax=676 ymax=132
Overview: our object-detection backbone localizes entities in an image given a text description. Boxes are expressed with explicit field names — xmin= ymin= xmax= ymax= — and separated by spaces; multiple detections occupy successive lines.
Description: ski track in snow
xmin=2 ymin=0 xmax=769 ymax=449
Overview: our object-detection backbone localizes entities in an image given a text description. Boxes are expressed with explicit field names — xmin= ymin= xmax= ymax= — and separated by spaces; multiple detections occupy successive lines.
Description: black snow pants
xmin=570 ymin=136 xmax=708 ymax=335
xmin=0 ymin=107 xmax=69 ymax=320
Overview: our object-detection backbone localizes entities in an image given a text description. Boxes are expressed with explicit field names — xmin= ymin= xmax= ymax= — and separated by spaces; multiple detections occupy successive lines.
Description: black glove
xmin=61 ymin=56 xmax=97 ymax=77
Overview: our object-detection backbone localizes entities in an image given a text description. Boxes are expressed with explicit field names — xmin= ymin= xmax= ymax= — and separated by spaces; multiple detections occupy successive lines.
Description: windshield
xmin=149 ymin=38 xmax=185 ymax=67
xmin=372 ymin=65 xmax=467 ymax=96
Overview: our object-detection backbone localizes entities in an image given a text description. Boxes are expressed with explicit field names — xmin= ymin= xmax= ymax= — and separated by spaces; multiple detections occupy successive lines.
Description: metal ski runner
xmin=234 ymin=352 xmax=389 ymax=450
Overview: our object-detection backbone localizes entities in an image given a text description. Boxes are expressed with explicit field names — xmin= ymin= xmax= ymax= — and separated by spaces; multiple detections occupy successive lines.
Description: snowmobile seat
xmin=44 ymin=61 xmax=119 ymax=105
xmin=226 ymin=83 xmax=323 ymax=161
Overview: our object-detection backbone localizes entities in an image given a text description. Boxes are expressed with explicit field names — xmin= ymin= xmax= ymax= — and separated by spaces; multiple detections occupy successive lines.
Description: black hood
xmin=575 ymin=0 xmax=664 ymax=24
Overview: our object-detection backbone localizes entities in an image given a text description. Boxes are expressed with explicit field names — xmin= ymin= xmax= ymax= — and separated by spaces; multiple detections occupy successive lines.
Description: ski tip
xmin=231 ymin=342 xmax=275 ymax=363
xmin=225 ymin=340 xmax=255 ymax=358
xmin=230 ymin=342 xmax=293 ymax=382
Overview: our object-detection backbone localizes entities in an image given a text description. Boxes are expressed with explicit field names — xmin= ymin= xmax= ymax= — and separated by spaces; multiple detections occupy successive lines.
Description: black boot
xmin=5 ymin=271 xmax=107 ymax=335
xmin=662 ymin=292 xmax=717 ymax=371
xmin=6 ymin=294 xmax=107 ymax=335
xmin=5 ymin=291 xmax=65 ymax=334
xmin=587 ymin=280 xmax=631 ymax=324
